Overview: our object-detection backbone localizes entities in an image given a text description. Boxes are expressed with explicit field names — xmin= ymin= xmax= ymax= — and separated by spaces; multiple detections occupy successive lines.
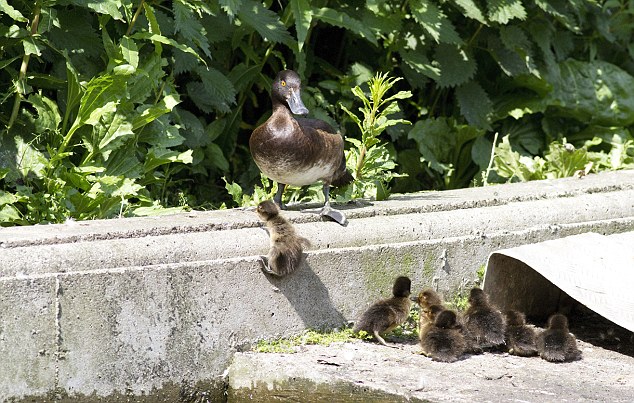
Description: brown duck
xmin=536 ymin=314 xmax=582 ymax=362
xmin=420 ymin=309 xmax=466 ymax=363
xmin=353 ymin=276 xmax=412 ymax=348
xmin=256 ymin=200 xmax=311 ymax=277
xmin=250 ymin=70 xmax=353 ymax=225
xmin=504 ymin=310 xmax=538 ymax=357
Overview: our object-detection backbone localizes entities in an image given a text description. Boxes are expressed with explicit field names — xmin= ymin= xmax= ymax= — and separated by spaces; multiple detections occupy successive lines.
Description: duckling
xmin=463 ymin=287 xmax=506 ymax=350
xmin=412 ymin=288 xmax=444 ymax=310
xmin=536 ymin=314 xmax=582 ymax=362
xmin=420 ymin=309 xmax=466 ymax=363
xmin=256 ymin=200 xmax=311 ymax=277
xmin=353 ymin=276 xmax=412 ymax=348
xmin=411 ymin=288 xmax=445 ymax=339
xmin=504 ymin=310 xmax=538 ymax=357
xmin=250 ymin=70 xmax=354 ymax=226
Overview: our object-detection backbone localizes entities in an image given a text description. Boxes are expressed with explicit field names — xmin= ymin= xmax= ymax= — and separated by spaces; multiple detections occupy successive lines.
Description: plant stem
xmin=126 ymin=0 xmax=146 ymax=36
xmin=483 ymin=131 xmax=499 ymax=186
xmin=7 ymin=3 xmax=41 ymax=131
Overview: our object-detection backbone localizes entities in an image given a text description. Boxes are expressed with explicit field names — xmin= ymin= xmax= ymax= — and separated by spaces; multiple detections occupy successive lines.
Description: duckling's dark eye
xmin=281 ymin=80 xmax=286 ymax=87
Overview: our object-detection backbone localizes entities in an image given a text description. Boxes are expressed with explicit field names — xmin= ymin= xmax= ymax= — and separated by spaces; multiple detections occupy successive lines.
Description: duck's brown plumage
xmin=249 ymin=70 xmax=353 ymax=204
xmin=353 ymin=276 xmax=412 ymax=348
xmin=536 ymin=314 xmax=581 ymax=362
xmin=504 ymin=310 xmax=538 ymax=357
xmin=463 ymin=287 xmax=506 ymax=350
xmin=420 ymin=309 xmax=466 ymax=363
xmin=256 ymin=200 xmax=311 ymax=277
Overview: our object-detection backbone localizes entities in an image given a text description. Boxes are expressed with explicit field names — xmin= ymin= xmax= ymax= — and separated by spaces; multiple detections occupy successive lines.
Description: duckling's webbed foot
xmin=320 ymin=205 xmax=348 ymax=226
xmin=259 ymin=256 xmax=280 ymax=276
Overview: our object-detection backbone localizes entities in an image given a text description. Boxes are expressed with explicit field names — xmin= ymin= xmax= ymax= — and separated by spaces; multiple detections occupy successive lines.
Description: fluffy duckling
xmin=536 ymin=314 xmax=582 ymax=362
xmin=256 ymin=200 xmax=311 ymax=277
xmin=420 ymin=309 xmax=466 ymax=363
xmin=353 ymin=276 xmax=412 ymax=348
xmin=412 ymin=288 xmax=444 ymax=310
xmin=411 ymin=288 xmax=445 ymax=340
xmin=504 ymin=310 xmax=538 ymax=357
xmin=463 ymin=287 xmax=506 ymax=350
xmin=250 ymin=70 xmax=353 ymax=225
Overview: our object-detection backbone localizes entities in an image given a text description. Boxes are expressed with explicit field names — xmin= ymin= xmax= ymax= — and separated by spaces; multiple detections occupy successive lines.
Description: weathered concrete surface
xmin=1 ymin=170 xmax=634 ymax=401
xmin=228 ymin=339 xmax=634 ymax=402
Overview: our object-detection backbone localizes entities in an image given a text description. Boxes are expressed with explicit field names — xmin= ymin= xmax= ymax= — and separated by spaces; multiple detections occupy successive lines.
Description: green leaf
xmin=410 ymin=0 xmax=463 ymax=44
xmin=71 ymin=0 xmax=124 ymax=20
xmin=434 ymin=44 xmax=476 ymax=88
xmin=238 ymin=0 xmax=294 ymax=45
xmin=0 ymin=0 xmax=27 ymax=22
xmin=197 ymin=67 xmax=237 ymax=114
xmin=144 ymin=148 xmax=193 ymax=172
xmin=452 ymin=0 xmax=487 ymax=24
xmin=206 ymin=143 xmax=230 ymax=171
xmin=456 ymin=81 xmax=492 ymax=130
xmin=312 ymin=7 xmax=378 ymax=46
xmin=22 ymin=36 xmax=43 ymax=56
xmin=131 ymin=32 xmax=206 ymax=64
xmin=120 ymin=36 xmax=139 ymax=68
xmin=227 ymin=63 xmax=261 ymax=93
xmin=97 ymin=111 xmax=135 ymax=156
xmin=0 ymin=204 xmax=22 ymax=224
xmin=14 ymin=136 xmax=48 ymax=178
xmin=290 ymin=0 xmax=312 ymax=51
xmin=77 ymin=73 xmax=128 ymax=126
xmin=220 ymin=0 xmax=243 ymax=17
xmin=173 ymin=0 xmax=211 ymax=58
xmin=401 ymin=50 xmax=441 ymax=82
xmin=548 ymin=60 xmax=634 ymax=126
xmin=487 ymin=0 xmax=527 ymax=25
xmin=26 ymin=94 xmax=62 ymax=133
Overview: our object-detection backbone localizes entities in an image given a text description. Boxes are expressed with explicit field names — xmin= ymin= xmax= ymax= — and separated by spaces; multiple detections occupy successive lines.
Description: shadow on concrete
xmin=263 ymin=262 xmax=346 ymax=330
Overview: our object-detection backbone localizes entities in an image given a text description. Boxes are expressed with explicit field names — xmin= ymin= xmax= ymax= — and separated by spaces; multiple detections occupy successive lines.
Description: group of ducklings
xmin=354 ymin=276 xmax=582 ymax=364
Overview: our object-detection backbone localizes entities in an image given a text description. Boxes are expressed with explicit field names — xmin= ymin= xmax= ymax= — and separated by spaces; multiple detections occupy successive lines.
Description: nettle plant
xmin=340 ymin=72 xmax=412 ymax=201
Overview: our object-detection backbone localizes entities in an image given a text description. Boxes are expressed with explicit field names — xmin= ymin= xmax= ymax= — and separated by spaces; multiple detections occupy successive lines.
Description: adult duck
xmin=250 ymin=70 xmax=353 ymax=225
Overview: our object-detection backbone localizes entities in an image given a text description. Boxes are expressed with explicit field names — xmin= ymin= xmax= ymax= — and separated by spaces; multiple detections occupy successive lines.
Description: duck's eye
xmin=281 ymin=80 xmax=286 ymax=87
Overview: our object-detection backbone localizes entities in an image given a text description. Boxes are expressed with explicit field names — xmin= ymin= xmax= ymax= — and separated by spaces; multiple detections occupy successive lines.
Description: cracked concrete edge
xmin=0 ymin=170 xmax=633 ymax=248
xmin=1 ymin=171 xmax=634 ymax=401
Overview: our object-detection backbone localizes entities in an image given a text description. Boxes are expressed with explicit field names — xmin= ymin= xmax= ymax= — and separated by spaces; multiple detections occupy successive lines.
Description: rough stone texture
xmin=1 ymin=170 xmax=634 ymax=401
xmin=228 ymin=339 xmax=634 ymax=402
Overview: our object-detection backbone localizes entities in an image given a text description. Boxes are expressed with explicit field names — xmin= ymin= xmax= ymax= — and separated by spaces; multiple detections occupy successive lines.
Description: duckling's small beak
xmin=409 ymin=295 xmax=418 ymax=302
xmin=287 ymin=88 xmax=309 ymax=115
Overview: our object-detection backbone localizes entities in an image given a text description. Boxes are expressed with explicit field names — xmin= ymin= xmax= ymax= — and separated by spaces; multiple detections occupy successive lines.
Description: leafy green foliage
xmin=2 ymin=0 xmax=634 ymax=225
xmin=341 ymin=72 xmax=412 ymax=201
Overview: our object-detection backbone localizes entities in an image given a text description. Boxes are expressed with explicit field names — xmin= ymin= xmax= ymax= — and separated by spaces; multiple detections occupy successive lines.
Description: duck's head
xmin=272 ymin=70 xmax=309 ymax=115
xmin=392 ymin=276 xmax=412 ymax=298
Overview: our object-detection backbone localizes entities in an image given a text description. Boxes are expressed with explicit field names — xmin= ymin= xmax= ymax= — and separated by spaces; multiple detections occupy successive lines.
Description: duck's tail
xmin=331 ymin=158 xmax=354 ymax=187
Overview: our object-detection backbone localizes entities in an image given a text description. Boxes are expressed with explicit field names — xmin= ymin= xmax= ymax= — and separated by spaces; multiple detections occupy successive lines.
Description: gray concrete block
xmin=0 ymin=277 xmax=57 ymax=400
xmin=1 ymin=170 xmax=634 ymax=401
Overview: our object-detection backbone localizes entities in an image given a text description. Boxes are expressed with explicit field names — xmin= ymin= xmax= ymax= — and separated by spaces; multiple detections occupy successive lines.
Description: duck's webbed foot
xmin=320 ymin=184 xmax=348 ymax=226
xmin=320 ymin=205 xmax=348 ymax=226
xmin=259 ymin=256 xmax=280 ymax=276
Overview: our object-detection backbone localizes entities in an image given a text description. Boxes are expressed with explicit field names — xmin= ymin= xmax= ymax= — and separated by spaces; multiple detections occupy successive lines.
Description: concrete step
xmin=1 ymin=170 xmax=634 ymax=401
xmin=227 ymin=339 xmax=634 ymax=402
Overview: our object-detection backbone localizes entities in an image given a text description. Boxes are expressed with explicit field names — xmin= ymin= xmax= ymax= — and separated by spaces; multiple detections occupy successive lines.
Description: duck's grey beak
xmin=287 ymin=88 xmax=309 ymax=115
xmin=410 ymin=295 xmax=418 ymax=302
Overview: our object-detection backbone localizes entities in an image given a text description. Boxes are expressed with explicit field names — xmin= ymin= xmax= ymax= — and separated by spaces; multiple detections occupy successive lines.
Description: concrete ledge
xmin=228 ymin=340 xmax=634 ymax=402
xmin=1 ymin=170 xmax=634 ymax=401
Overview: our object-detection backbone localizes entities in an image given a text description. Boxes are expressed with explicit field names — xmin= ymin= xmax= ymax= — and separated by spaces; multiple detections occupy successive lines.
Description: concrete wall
xmin=1 ymin=170 xmax=634 ymax=401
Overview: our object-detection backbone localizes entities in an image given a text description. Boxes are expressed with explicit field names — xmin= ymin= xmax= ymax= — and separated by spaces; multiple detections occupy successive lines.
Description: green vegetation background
xmin=2 ymin=0 xmax=634 ymax=225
